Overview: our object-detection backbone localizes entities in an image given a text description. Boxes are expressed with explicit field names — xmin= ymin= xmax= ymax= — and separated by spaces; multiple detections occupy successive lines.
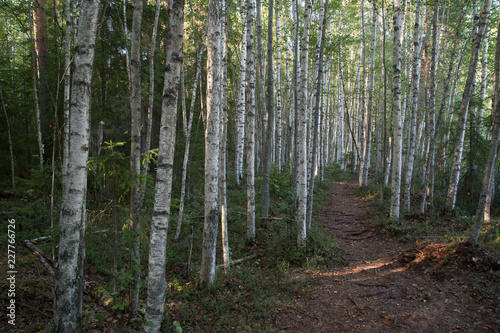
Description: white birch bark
xmin=297 ymin=0 xmax=312 ymax=247
xmin=390 ymin=0 xmax=404 ymax=220
xmin=446 ymin=0 xmax=491 ymax=212
xmin=358 ymin=0 xmax=367 ymax=186
xmin=403 ymin=0 xmax=422 ymax=212
xmin=235 ymin=0 xmax=247 ymax=185
xmin=200 ymin=0 xmax=223 ymax=288
xmin=470 ymin=16 xmax=500 ymax=245
xmin=420 ymin=1 xmax=440 ymax=214
xmin=220 ymin=3 xmax=230 ymax=273
xmin=54 ymin=0 xmax=100 ymax=330
xmin=246 ymin=0 xmax=256 ymax=244
xmin=62 ymin=0 xmax=72 ymax=198
xmin=143 ymin=0 xmax=184 ymax=331
xmin=276 ymin=3 xmax=283 ymax=171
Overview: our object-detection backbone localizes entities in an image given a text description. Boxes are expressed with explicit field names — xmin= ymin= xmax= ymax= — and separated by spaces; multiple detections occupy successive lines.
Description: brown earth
xmin=275 ymin=180 xmax=500 ymax=332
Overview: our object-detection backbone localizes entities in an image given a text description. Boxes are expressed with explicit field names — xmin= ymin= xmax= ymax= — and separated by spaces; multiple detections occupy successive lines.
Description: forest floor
xmin=1 ymin=178 xmax=499 ymax=332
xmin=275 ymin=180 xmax=500 ymax=332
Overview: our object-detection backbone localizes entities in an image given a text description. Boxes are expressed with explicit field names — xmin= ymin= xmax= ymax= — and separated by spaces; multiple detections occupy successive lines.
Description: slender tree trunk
xmin=470 ymin=16 xmax=500 ymax=245
xmin=446 ymin=0 xmax=491 ymax=212
xmin=54 ymin=0 xmax=101 ymax=330
xmin=61 ymin=0 xmax=72 ymax=199
xmin=262 ymin=0 xmax=274 ymax=217
xmin=200 ymin=0 xmax=223 ymax=288
xmin=246 ymin=0 xmax=256 ymax=244
xmin=403 ymin=0 xmax=422 ymax=212
xmin=235 ymin=0 xmax=247 ymax=185
xmin=297 ymin=0 xmax=312 ymax=247
xmin=0 ymin=84 xmax=15 ymax=190
xmin=33 ymin=0 xmax=50 ymax=136
xmin=128 ymin=0 xmax=144 ymax=319
xmin=421 ymin=0 xmax=440 ymax=213
xmin=390 ymin=0 xmax=404 ymax=220
xmin=276 ymin=3 xmax=283 ymax=171
xmin=362 ymin=1 xmax=378 ymax=186
xmin=358 ymin=0 xmax=367 ymax=186
xmin=143 ymin=0 xmax=184 ymax=331
xmin=220 ymin=1 xmax=230 ymax=273
xmin=255 ymin=0 xmax=265 ymax=172
xmin=175 ymin=48 xmax=204 ymax=242
xmin=142 ymin=0 xmax=161 ymax=190
xmin=307 ymin=0 xmax=329 ymax=231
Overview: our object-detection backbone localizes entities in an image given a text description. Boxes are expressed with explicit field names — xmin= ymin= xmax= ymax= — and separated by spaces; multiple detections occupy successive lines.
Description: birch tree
xmin=403 ymin=0 xmax=422 ymax=212
xmin=143 ymin=0 xmax=184 ymax=331
xmin=445 ymin=0 xmax=491 ymax=212
xmin=54 ymin=0 xmax=101 ymax=330
xmin=297 ymin=0 xmax=312 ymax=247
xmin=276 ymin=2 xmax=283 ymax=171
xmin=390 ymin=0 xmax=403 ymax=220
xmin=470 ymin=16 xmax=500 ymax=245
xmin=235 ymin=0 xmax=247 ymax=185
xmin=200 ymin=0 xmax=223 ymax=288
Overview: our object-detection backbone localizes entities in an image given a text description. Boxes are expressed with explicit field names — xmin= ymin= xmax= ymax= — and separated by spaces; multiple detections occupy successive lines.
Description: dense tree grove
xmin=1 ymin=0 xmax=499 ymax=330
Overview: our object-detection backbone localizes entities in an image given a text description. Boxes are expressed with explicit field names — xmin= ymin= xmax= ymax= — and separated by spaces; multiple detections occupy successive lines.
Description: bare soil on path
xmin=276 ymin=180 xmax=500 ymax=333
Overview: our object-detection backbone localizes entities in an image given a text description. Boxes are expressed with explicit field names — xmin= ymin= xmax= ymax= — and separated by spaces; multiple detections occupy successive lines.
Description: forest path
xmin=276 ymin=180 xmax=499 ymax=332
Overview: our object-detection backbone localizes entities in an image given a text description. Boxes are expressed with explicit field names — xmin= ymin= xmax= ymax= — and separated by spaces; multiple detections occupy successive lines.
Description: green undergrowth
xmin=351 ymin=174 xmax=500 ymax=257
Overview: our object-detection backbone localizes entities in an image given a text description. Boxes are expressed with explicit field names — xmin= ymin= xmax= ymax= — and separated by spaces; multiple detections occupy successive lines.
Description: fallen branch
xmin=215 ymin=253 xmax=259 ymax=270
xmin=345 ymin=229 xmax=370 ymax=235
xmin=348 ymin=294 xmax=364 ymax=312
xmin=21 ymin=240 xmax=54 ymax=277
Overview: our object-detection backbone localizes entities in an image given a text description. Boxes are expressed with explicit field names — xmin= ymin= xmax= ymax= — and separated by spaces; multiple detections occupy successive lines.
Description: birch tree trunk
xmin=262 ymin=0 xmax=274 ymax=218
xmin=361 ymin=1 xmax=378 ymax=186
xmin=470 ymin=16 xmax=500 ymax=245
xmin=128 ymin=0 xmax=143 ymax=319
xmin=276 ymin=3 xmax=283 ymax=171
xmin=297 ymin=0 xmax=312 ymax=247
xmin=245 ymin=0 xmax=256 ymax=244
xmin=220 ymin=2 xmax=230 ymax=273
xmin=200 ymin=0 xmax=223 ymax=288
xmin=54 ymin=0 xmax=101 ymax=330
xmin=143 ymin=0 xmax=184 ymax=331
xmin=358 ymin=0 xmax=367 ymax=186
xmin=446 ymin=0 xmax=491 ymax=212
xmin=390 ymin=0 xmax=403 ymax=220
xmin=33 ymin=0 xmax=50 ymax=135
xmin=420 ymin=0 xmax=440 ymax=213
xmin=235 ymin=0 xmax=247 ymax=185
xmin=403 ymin=0 xmax=422 ymax=212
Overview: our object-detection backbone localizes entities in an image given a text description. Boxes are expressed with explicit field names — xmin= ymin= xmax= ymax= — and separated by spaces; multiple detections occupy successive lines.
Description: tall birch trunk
xmin=220 ymin=2 xmax=230 ymax=273
xmin=445 ymin=0 xmax=491 ymax=212
xmin=235 ymin=0 xmax=247 ymax=185
xmin=61 ymin=0 xmax=72 ymax=199
xmin=143 ymin=0 xmax=184 ymax=331
xmin=361 ymin=1 xmax=378 ymax=185
xmin=390 ymin=0 xmax=404 ymax=220
xmin=297 ymin=0 xmax=312 ymax=247
xmin=128 ymin=0 xmax=143 ymax=318
xmin=200 ymin=0 xmax=223 ymax=288
xmin=358 ymin=0 xmax=367 ymax=186
xmin=54 ymin=0 xmax=101 ymax=330
xmin=276 ymin=3 xmax=283 ymax=171
xmin=403 ymin=0 xmax=422 ymax=212
xmin=421 ymin=0 xmax=440 ymax=213
xmin=470 ymin=16 xmax=500 ymax=245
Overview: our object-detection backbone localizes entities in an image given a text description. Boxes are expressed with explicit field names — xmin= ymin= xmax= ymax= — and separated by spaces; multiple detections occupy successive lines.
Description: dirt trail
xmin=276 ymin=180 xmax=499 ymax=332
